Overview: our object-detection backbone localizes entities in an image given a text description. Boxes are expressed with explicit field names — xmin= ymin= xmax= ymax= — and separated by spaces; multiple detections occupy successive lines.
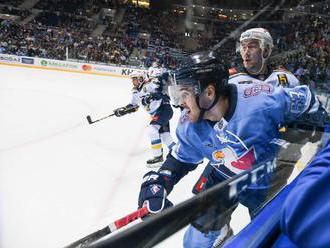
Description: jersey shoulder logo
xmin=277 ymin=73 xmax=289 ymax=86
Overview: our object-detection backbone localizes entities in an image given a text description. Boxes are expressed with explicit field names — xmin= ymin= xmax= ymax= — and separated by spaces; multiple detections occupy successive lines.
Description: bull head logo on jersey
xmin=213 ymin=146 xmax=257 ymax=174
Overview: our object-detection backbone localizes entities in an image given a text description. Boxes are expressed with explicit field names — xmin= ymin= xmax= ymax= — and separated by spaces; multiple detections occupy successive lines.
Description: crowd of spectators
xmin=34 ymin=11 xmax=96 ymax=32
xmin=0 ymin=0 xmax=23 ymax=7
xmin=0 ymin=1 xmax=329 ymax=88
xmin=0 ymin=5 xmax=30 ymax=19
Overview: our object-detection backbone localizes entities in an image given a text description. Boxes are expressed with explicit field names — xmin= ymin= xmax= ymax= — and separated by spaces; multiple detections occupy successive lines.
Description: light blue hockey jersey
xmin=171 ymin=83 xmax=319 ymax=179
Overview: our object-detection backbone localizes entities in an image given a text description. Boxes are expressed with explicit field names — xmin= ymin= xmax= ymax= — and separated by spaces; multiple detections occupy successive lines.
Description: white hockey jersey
xmin=228 ymin=68 xmax=300 ymax=88
xmin=130 ymin=78 xmax=167 ymax=115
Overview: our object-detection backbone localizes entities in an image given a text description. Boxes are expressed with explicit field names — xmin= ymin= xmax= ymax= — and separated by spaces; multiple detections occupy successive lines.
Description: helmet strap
xmin=196 ymin=89 xmax=221 ymax=121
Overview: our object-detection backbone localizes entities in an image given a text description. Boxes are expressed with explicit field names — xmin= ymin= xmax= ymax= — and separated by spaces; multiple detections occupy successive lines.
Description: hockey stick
xmin=65 ymin=206 xmax=149 ymax=248
xmin=86 ymin=113 xmax=115 ymax=125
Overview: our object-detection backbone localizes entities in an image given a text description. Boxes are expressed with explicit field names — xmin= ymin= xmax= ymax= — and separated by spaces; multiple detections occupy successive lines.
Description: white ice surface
xmin=0 ymin=65 xmax=250 ymax=248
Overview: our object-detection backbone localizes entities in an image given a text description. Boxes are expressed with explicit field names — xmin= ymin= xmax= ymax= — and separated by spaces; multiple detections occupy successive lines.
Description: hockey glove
xmin=114 ymin=104 xmax=138 ymax=117
xmin=141 ymin=94 xmax=154 ymax=106
xmin=138 ymin=171 xmax=173 ymax=214
xmin=114 ymin=107 xmax=127 ymax=117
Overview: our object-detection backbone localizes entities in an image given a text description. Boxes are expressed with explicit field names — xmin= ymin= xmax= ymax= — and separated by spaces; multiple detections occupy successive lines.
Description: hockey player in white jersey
xmin=114 ymin=71 xmax=175 ymax=167
xmin=230 ymin=28 xmax=299 ymax=88
xmin=147 ymin=61 xmax=167 ymax=80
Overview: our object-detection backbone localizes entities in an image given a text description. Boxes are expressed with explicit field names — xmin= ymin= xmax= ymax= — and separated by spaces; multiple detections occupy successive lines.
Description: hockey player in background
xmin=230 ymin=27 xmax=323 ymax=190
xmin=230 ymin=28 xmax=299 ymax=87
xmin=113 ymin=71 xmax=175 ymax=167
xmin=137 ymin=51 xmax=326 ymax=247
xmin=147 ymin=61 xmax=167 ymax=80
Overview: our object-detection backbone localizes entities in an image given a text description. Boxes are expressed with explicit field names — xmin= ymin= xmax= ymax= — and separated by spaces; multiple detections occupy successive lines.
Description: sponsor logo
xmin=40 ymin=60 xmax=78 ymax=69
xmin=21 ymin=57 xmax=34 ymax=65
xmin=228 ymin=159 xmax=276 ymax=199
xmin=142 ymin=174 xmax=159 ymax=183
xmin=121 ymin=68 xmax=135 ymax=75
xmin=93 ymin=66 xmax=117 ymax=73
xmin=243 ymin=83 xmax=274 ymax=98
xmin=122 ymin=68 xmax=145 ymax=76
xmin=82 ymin=64 xmax=92 ymax=71
xmin=0 ymin=54 xmax=20 ymax=63
xmin=41 ymin=60 xmax=48 ymax=66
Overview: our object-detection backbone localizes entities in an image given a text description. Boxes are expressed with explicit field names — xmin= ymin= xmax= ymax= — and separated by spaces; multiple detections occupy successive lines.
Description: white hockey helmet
xmin=130 ymin=70 xmax=145 ymax=78
xmin=239 ymin=28 xmax=274 ymax=59
xmin=130 ymin=71 xmax=145 ymax=86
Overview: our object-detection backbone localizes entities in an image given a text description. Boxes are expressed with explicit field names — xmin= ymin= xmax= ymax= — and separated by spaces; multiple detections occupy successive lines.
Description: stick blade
xmin=86 ymin=115 xmax=93 ymax=124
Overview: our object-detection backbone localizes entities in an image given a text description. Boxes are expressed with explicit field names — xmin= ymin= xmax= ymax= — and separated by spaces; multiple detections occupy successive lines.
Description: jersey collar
xmin=243 ymin=65 xmax=273 ymax=81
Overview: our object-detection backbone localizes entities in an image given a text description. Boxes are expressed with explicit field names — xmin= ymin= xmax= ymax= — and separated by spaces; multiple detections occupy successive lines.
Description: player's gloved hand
xmin=138 ymin=171 xmax=173 ymax=215
xmin=142 ymin=94 xmax=154 ymax=106
xmin=114 ymin=104 xmax=138 ymax=117
xmin=113 ymin=107 xmax=127 ymax=117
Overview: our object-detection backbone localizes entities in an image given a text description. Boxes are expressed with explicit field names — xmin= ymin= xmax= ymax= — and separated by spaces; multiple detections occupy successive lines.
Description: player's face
xmin=132 ymin=77 xmax=140 ymax=87
xmin=168 ymin=85 xmax=201 ymax=122
xmin=240 ymin=39 xmax=263 ymax=74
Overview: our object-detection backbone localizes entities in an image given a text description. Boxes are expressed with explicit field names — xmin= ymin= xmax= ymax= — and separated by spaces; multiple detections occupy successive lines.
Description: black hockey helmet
xmin=168 ymin=50 xmax=229 ymax=110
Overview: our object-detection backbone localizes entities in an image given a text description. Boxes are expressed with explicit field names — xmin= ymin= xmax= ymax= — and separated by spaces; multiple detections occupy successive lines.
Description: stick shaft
xmin=65 ymin=207 xmax=149 ymax=248
xmin=86 ymin=113 xmax=115 ymax=124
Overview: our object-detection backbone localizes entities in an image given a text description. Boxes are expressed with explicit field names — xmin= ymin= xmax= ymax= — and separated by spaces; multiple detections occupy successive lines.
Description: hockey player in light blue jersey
xmin=114 ymin=71 xmax=175 ymax=167
xmin=137 ymin=51 xmax=325 ymax=248
xmin=230 ymin=28 xmax=299 ymax=88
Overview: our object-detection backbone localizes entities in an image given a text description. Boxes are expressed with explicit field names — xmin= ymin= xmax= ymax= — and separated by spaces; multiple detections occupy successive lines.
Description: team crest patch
xmin=212 ymin=150 xmax=225 ymax=162
xmin=244 ymin=83 xmax=274 ymax=98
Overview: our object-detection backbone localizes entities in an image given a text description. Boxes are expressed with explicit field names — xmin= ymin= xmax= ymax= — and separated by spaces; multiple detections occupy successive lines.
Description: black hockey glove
xmin=114 ymin=104 xmax=138 ymax=117
xmin=138 ymin=171 xmax=173 ymax=215
xmin=141 ymin=94 xmax=154 ymax=106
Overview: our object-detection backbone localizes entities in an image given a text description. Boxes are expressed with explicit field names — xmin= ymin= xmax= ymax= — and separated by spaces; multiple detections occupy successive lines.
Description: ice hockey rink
xmin=0 ymin=63 xmax=286 ymax=248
